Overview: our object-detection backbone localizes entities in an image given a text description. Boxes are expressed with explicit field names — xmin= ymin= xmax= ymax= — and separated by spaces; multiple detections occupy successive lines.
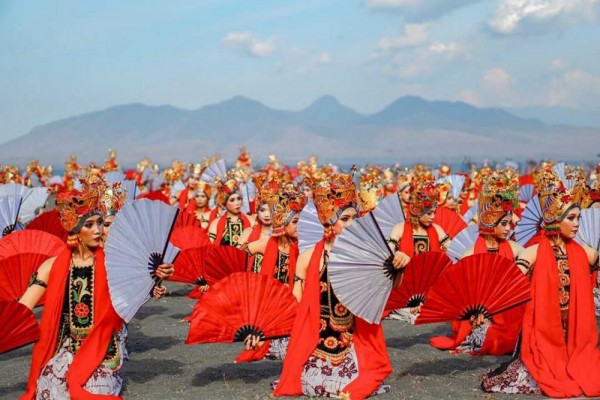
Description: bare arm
xmin=515 ymin=245 xmax=537 ymax=275
xmin=207 ymin=219 xmax=218 ymax=243
xmin=19 ymin=257 xmax=56 ymax=310
xmin=292 ymin=247 xmax=314 ymax=303
xmin=433 ymin=223 xmax=451 ymax=251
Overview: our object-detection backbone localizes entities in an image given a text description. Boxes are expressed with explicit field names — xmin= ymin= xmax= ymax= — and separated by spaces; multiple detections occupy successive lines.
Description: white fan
xmin=446 ymin=224 xmax=479 ymax=262
xmin=436 ymin=175 xmax=465 ymax=200
xmin=462 ymin=203 xmax=478 ymax=223
xmin=48 ymin=175 xmax=63 ymax=186
xmin=373 ymin=193 xmax=405 ymax=239
xmin=576 ymin=208 xmax=600 ymax=252
xmin=201 ymin=158 xmax=227 ymax=183
xmin=19 ymin=187 xmax=49 ymax=224
xmin=171 ymin=180 xmax=186 ymax=197
xmin=0 ymin=195 xmax=24 ymax=237
xmin=0 ymin=183 xmax=30 ymax=199
xmin=123 ymin=180 xmax=138 ymax=204
xmin=519 ymin=184 xmax=535 ymax=203
xmin=150 ymin=173 xmax=165 ymax=192
xmin=241 ymin=180 xmax=256 ymax=215
xmin=552 ymin=162 xmax=566 ymax=182
xmin=105 ymin=199 xmax=180 ymax=322
xmin=29 ymin=174 xmax=42 ymax=187
xmin=329 ymin=213 xmax=399 ymax=324
xmin=298 ymin=199 xmax=324 ymax=253
xmin=514 ymin=195 xmax=542 ymax=246
xmin=104 ymin=171 xmax=125 ymax=185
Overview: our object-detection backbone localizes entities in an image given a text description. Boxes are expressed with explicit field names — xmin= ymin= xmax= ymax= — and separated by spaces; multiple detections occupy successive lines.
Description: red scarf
xmin=246 ymin=223 xmax=263 ymax=270
xmin=214 ymin=214 xmax=251 ymax=245
xmin=521 ymin=238 xmax=600 ymax=397
xmin=430 ymin=237 xmax=523 ymax=355
xmin=234 ymin=237 xmax=299 ymax=363
xmin=399 ymin=222 xmax=440 ymax=257
xmin=273 ymin=240 xmax=392 ymax=399
xmin=21 ymin=248 xmax=123 ymax=400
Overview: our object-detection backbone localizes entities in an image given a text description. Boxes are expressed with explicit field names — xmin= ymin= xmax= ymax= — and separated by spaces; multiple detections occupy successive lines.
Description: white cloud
xmin=377 ymin=23 xmax=429 ymax=51
xmin=483 ymin=67 xmax=515 ymax=89
xmin=490 ymin=0 xmax=600 ymax=34
xmin=365 ymin=0 xmax=482 ymax=21
xmin=547 ymin=69 xmax=600 ymax=109
xmin=318 ymin=52 xmax=332 ymax=65
xmin=386 ymin=42 xmax=467 ymax=78
xmin=222 ymin=32 xmax=276 ymax=57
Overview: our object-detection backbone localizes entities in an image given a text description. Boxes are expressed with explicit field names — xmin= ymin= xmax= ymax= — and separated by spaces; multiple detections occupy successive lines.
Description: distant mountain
xmin=1 ymin=96 xmax=598 ymax=166
xmin=507 ymin=106 xmax=600 ymax=128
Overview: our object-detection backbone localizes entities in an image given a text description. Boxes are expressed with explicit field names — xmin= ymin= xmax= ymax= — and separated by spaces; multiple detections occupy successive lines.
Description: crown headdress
xmin=478 ymin=173 xmax=519 ymax=235
xmin=269 ymin=182 xmax=307 ymax=236
xmin=54 ymin=184 xmax=101 ymax=233
xmin=215 ymin=173 xmax=241 ymax=207
xmin=312 ymin=174 xmax=357 ymax=226
xmin=99 ymin=181 xmax=126 ymax=217
xmin=358 ymin=172 xmax=382 ymax=215
xmin=407 ymin=180 xmax=439 ymax=224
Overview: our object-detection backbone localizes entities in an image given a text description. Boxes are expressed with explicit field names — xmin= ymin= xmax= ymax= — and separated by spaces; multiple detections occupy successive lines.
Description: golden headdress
xmin=537 ymin=168 xmax=587 ymax=235
xmin=99 ymin=181 xmax=126 ymax=217
xmin=584 ymin=180 xmax=600 ymax=208
xmin=397 ymin=169 xmax=414 ymax=192
xmin=478 ymin=173 xmax=519 ymax=235
xmin=312 ymin=174 xmax=357 ymax=226
xmin=215 ymin=173 xmax=241 ymax=207
xmin=358 ymin=172 xmax=382 ymax=215
xmin=269 ymin=182 xmax=307 ymax=236
xmin=195 ymin=181 xmax=212 ymax=198
xmin=54 ymin=184 xmax=101 ymax=234
xmin=407 ymin=180 xmax=439 ymax=224
xmin=236 ymin=146 xmax=252 ymax=170
xmin=256 ymin=177 xmax=281 ymax=206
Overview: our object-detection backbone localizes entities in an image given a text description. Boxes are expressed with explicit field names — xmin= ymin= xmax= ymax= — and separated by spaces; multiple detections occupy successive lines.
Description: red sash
xmin=21 ymin=248 xmax=123 ymax=400
xmin=521 ymin=238 xmax=600 ymax=397
xmin=214 ymin=214 xmax=251 ymax=245
xmin=399 ymin=222 xmax=440 ymax=257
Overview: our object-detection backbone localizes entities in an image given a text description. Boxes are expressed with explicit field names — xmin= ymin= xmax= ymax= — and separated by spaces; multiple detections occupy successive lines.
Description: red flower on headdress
xmin=422 ymin=199 xmax=432 ymax=209
xmin=75 ymin=206 xmax=91 ymax=216
xmin=560 ymin=194 xmax=572 ymax=204
xmin=501 ymin=201 xmax=513 ymax=212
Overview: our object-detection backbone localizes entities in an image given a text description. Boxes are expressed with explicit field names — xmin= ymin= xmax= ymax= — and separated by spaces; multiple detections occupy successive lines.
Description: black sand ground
xmin=1 ymin=283 xmax=541 ymax=399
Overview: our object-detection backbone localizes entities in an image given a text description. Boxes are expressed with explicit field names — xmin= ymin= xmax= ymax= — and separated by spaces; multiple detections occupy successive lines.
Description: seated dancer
xmin=273 ymin=174 xmax=393 ymax=399
xmin=208 ymin=173 xmax=251 ymax=246
xmin=175 ymin=163 xmax=201 ymax=211
xmin=387 ymin=180 xmax=451 ymax=322
xmin=430 ymin=173 xmax=525 ymax=355
xmin=192 ymin=180 xmax=214 ymax=231
xmin=482 ymin=169 xmax=600 ymax=397
xmin=17 ymin=182 xmax=174 ymax=399
xmin=238 ymin=182 xmax=306 ymax=362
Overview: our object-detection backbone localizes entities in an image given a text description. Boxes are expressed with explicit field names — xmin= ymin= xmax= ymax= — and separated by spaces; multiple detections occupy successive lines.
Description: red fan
xmin=172 ymin=247 xmax=209 ymax=285
xmin=174 ymin=210 xmax=201 ymax=230
xmin=434 ymin=206 xmax=467 ymax=238
xmin=204 ymin=246 xmax=248 ymax=285
xmin=25 ymin=210 xmax=68 ymax=242
xmin=136 ymin=191 xmax=170 ymax=204
xmin=0 ymin=301 xmax=40 ymax=354
xmin=186 ymin=272 xmax=297 ymax=344
xmin=0 ymin=230 xmax=67 ymax=305
xmin=415 ymin=253 xmax=530 ymax=325
xmin=170 ymin=226 xmax=211 ymax=250
xmin=384 ymin=251 xmax=452 ymax=314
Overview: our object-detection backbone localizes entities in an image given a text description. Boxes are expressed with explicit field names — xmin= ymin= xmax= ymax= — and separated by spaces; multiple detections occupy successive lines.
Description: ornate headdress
xmin=190 ymin=163 xmax=203 ymax=178
xmin=312 ymin=174 xmax=357 ymax=227
xmin=407 ymin=180 xmax=439 ymax=225
xmin=358 ymin=172 xmax=382 ymax=215
xmin=478 ymin=173 xmax=519 ymax=235
xmin=215 ymin=173 xmax=241 ymax=207
xmin=584 ymin=180 xmax=600 ymax=208
xmin=537 ymin=168 xmax=587 ymax=236
xmin=195 ymin=181 xmax=212 ymax=198
xmin=256 ymin=177 xmax=280 ymax=206
xmin=99 ymin=182 xmax=126 ymax=217
xmin=236 ymin=146 xmax=252 ymax=170
xmin=397 ymin=170 xmax=414 ymax=192
xmin=269 ymin=183 xmax=307 ymax=236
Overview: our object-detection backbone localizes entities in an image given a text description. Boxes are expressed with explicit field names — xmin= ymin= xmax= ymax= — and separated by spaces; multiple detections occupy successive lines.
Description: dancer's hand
xmin=156 ymin=263 xmax=175 ymax=280
xmin=392 ymin=251 xmax=411 ymax=269
xmin=469 ymin=313 xmax=489 ymax=328
xmin=244 ymin=334 xmax=264 ymax=350
xmin=152 ymin=285 xmax=167 ymax=299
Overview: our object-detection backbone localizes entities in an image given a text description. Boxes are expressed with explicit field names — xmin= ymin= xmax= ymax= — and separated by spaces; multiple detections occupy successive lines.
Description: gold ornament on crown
xmin=477 ymin=173 xmax=519 ymax=235
xmin=312 ymin=174 xmax=357 ymax=227
xmin=215 ymin=173 xmax=241 ymax=207
xmin=268 ymin=182 xmax=307 ymax=236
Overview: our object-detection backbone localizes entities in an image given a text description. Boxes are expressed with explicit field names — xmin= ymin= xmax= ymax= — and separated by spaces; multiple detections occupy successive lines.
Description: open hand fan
xmin=174 ymin=210 xmax=201 ymax=230
xmin=171 ymin=180 xmax=186 ymax=197
xmin=204 ymin=246 xmax=248 ymax=285
xmin=446 ymin=224 xmax=480 ymax=262
xmin=434 ymin=206 xmax=467 ymax=238
xmin=385 ymin=251 xmax=452 ymax=313
xmin=373 ymin=193 xmax=405 ymax=239
xmin=241 ymin=180 xmax=256 ymax=215
xmin=576 ymin=208 xmax=600 ymax=252
xmin=328 ymin=213 xmax=399 ymax=324
xmin=552 ymin=162 xmax=566 ymax=183
xmin=29 ymin=174 xmax=41 ymax=188
xmin=172 ymin=247 xmax=209 ymax=285
xmin=415 ymin=253 xmax=530 ymax=325
xmin=25 ymin=210 xmax=68 ymax=242
xmin=436 ymin=175 xmax=465 ymax=200
xmin=123 ymin=179 xmax=137 ymax=204
xmin=298 ymin=199 xmax=324 ymax=253
xmin=170 ymin=226 xmax=211 ymax=250
xmin=514 ymin=195 xmax=542 ymax=246
xmin=201 ymin=158 xmax=227 ymax=183
xmin=104 ymin=171 xmax=125 ymax=185
xmin=0 ymin=195 xmax=24 ymax=237
xmin=105 ymin=199 xmax=180 ymax=322
xmin=0 ymin=301 xmax=39 ymax=354
xmin=462 ymin=203 xmax=478 ymax=223
xmin=186 ymin=272 xmax=297 ymax=344
xmin=519 ymin=184 xmax=535 ymax=203
xmin=0 ymin=183 xmax=30 ymax=198
xmin=19 ymin=187 xmax=49 ymax=224
xmin=0 ymin=230 xmax=66 ymax=303
xmin=136 ymin=190 xmax=170 ymax=204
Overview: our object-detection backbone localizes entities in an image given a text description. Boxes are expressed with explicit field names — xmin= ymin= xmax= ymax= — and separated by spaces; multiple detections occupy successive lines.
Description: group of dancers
xmin=1 ymin=148 xmax=600 ymax=399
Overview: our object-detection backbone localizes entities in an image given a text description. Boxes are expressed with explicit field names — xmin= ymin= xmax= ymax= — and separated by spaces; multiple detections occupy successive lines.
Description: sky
xmin=1 ymin=0 xmax=600 ymax=142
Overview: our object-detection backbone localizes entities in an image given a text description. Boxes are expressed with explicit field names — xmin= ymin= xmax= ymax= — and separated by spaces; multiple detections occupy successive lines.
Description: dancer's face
xmin=559 ymin=207 xmax=580 ymax=240
xmin=80 ymin=215 xmax=104 ymax=248
xmin=493 ymin=214 xmax=511 ymax=240
xmin=302 ymin=186 xmax=313 ymax=199
xmin=333 ymin=207 xmax=357 ymax=236
xmin=284 ymin=214 xmax=300 ymax=238
xmin=400 ymin=186 xmax=411 ymax=203
xmin=195 ymin=192 xmax=208 ymax=208
xmin=102 ymin=215 xmax=115 ymax=242
xmin=226 ymin=193 xmax=242 ymax=214
xmin=419 ymin=208 xmax=436 ymax=227
xmin=257 ymin=204 xmax=272 ymax=226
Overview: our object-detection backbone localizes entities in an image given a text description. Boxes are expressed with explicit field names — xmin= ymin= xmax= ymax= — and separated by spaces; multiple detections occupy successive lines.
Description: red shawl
xmin=521 ymin=238 xmax=600 ymax=398
xmin=273 ymin=240 xmax=392 ymax=399
xmin=21 ymin=248 xmax=123 ymax=400
xmin=430 ymin=237 xmax=523 ymax=355
xmin=245 ymin=223 xmax=263 ymax=270
xmin=399 ymin=222 xmax=441 ymax=257
xmin=235 ymin=237 xmax=299 ymax=363
xmin=178 ymin=187 xmax=197 ymax=214
xmin=214 ymin=214 xmax=251 ymax=245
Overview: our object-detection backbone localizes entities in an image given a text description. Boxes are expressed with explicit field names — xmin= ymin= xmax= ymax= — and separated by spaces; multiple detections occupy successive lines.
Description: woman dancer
xmin=273 ymin=174 xmax=393 ymax=399
xmin=208 ymin=174 xmax=251 ymax=246
xmin=482 ymin=170 xmax=600 ymax=397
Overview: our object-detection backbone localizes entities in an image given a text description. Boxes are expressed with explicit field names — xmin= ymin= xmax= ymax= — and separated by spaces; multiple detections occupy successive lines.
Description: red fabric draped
xmin=430 ymin=237 xmax=523 ymax=355
xmin=245 ymin=223 xmax=263 ymax=270
xmin=214 ymin=214 xmax=251 ymax=245
xmin=399 ymin=222 xmax=440 ymax=257
xmin=521 ymin=238 xmax=600 ymax=398
xmin=21 ymin=248 xmax=123 ymax=400
xmin=273 ymin=240 xmax=392 ymax=399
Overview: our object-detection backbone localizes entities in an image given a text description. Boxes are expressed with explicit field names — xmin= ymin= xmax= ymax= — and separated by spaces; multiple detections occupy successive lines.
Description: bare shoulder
xmin=508 ymin=240 xmax=525 ymax=258
xmin=432 ymin=223 xmax=447 ymax=238
xmin=518 ymin=245 xmax=538 ymax=264
xmin=390 ymin=222 xmax=405 ymax=240
xmin=37 ymin=256 xmax=57 ymax=281
xmin=296 ymin=246 xmax=315 ymax=277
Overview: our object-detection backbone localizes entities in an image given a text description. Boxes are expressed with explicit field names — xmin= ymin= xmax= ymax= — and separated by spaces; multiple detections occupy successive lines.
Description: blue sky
xmin=1 ymin=0 xmax=600 ymax=142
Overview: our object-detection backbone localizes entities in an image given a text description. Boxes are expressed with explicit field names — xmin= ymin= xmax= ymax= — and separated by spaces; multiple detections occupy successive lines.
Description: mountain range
xmin=1 ymin=95 xmax=598 ymax=166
